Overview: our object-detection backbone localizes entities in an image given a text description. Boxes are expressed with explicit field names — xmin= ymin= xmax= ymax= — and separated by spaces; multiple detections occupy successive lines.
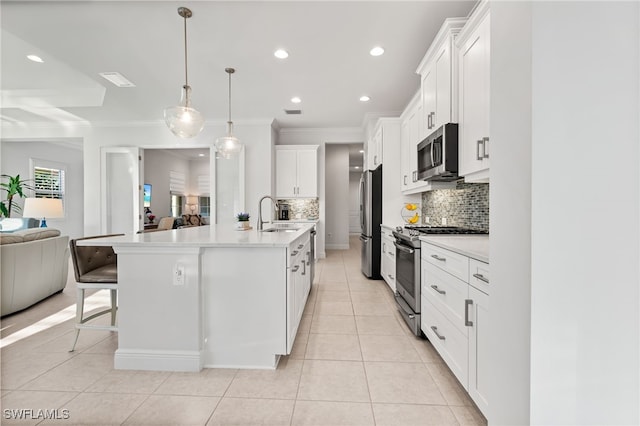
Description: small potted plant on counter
xmin=235 ymin=212 xmax=251 ymax=230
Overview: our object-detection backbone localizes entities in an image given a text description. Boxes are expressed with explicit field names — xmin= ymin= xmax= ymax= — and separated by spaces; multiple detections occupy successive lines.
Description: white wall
xmin=0 ymin=121 xmax=273 ymax=236
xmin=144 ymin=150 xmax=190 ymax=219
xmin=490 ymin=2 xmax=640 ymax=424
xmin=0 ymin=140 xmax=84 ymax=238
xmin=325 ymin=144 xmax=350 ymax=249
xmin=349 ymin=171 xmax=361 ymax=234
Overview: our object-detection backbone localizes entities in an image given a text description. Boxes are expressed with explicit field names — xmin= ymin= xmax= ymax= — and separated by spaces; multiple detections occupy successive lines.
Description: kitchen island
xmin=82 ymin=223 xmax=314 ymax=371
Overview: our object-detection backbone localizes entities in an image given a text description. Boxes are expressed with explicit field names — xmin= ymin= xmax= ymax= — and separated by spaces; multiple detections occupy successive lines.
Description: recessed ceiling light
xmin=369 ymin=46 xmax=384 ymax=57
xmin=27 ymin=54 xmax=43 ymax=63
xmin=99 ymin=72 xmax=136 ymax=87
xmin=198 ymin=153 xmax=205 ymax=157
xmin=359 ymin=150 xmax=365 ymax=153
xmin=359 ymin=95 xmax=371 ymax=102
xmin=291 ymin=96 xmax=301 ymax=104
xmin=355 ymin=166 xmax=360 ymax=169
xmin=274 ymin=49 xmax=289 ymax=59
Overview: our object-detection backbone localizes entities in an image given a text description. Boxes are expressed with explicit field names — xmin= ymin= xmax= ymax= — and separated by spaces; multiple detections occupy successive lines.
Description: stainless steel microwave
xmin=417 ymin=123 xmax=459 ymax=181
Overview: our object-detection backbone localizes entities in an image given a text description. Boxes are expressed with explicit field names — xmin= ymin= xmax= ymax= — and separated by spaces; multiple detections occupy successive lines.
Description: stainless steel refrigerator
xmin=359 ymin=165 xmax=382 ymax=279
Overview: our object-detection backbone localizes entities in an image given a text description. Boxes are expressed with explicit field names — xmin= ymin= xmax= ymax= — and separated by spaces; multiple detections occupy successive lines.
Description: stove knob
xmin=396 ymin=226 xmax=403 ymax=233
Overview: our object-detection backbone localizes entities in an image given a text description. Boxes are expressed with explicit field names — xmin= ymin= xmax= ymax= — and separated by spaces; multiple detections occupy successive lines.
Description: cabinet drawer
xmin=421 ymin=242 xmax=469 ymax=282
xmin=469 ymin=259 xmax=490 ymax=295
xmin=422 ymin=261 xmax=468 ymax=335
xmin=421 ymin=296 xmax=468 ymax=388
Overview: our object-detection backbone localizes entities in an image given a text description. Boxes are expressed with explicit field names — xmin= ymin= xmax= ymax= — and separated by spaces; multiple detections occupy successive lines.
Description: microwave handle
xmin=430 ymin=139 xmax=435 ymax=167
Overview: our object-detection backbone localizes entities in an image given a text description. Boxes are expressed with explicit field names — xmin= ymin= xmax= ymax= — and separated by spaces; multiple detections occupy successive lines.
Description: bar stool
xmin=68 ymin=234 xmax=123 ymax=352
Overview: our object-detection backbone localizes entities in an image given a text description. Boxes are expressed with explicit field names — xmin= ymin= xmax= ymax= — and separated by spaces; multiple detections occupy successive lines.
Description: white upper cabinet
xmin=457 ymin=1 xmax=490 ymax=182
xmin=417 ymin=17 xmax=467 ymax=136
xmin=275 ymin=145 xmax=319 ymax=198
xmin=366 ymin=125 xmax=383 ymax=170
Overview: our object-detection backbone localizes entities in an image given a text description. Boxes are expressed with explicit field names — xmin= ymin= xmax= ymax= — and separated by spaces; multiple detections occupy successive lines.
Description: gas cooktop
xmin=404 ymin=225 xmax=488 ymax=235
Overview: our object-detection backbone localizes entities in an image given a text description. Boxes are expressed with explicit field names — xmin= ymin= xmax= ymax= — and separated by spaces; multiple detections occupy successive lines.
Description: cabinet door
xmin=276 ymin=150 xmax=298 ymax=198
xmin=468 ymin=285 xmax=489 ymax=416
xmin=400 ymin=118 xmax=411 ymax=190
xmin=373 ymin=126 xmax=383 ymax=167
xmin=434 ymin=45 xmax=452 ymax=129
xmin=296 ymin=149 xmax=318 ymax=197
xmin=459 ymin=13 xmax=490 ymax=180
xmin=422 ymin=68 xmax=436 ymax=133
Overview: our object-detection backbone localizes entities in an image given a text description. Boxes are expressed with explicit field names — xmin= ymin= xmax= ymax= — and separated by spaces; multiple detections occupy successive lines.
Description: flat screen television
xmin=143 ymin=183 xmax=152 ymax=207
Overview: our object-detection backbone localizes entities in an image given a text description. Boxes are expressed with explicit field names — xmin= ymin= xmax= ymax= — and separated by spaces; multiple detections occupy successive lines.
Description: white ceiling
xmin=0 ymin=1 xmax=476 ymax=129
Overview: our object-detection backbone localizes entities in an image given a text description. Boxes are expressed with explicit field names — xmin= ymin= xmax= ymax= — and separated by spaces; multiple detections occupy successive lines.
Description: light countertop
xmin=419 ymin=235 xmax=489 ymax=263
xmin=79 ymin=223 xmax=315 ymax=249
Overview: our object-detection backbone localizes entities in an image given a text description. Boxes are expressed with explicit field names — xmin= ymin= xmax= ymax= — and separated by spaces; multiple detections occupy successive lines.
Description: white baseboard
xmin=115 ymin=348 xmax=203 ymax=372
xmin=325 ymin=243 xmax=350 ymax=250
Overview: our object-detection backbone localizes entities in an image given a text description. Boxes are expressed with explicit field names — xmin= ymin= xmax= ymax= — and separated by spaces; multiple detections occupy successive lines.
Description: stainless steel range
xmin=392 ymin=225 xmax=488 ymax=336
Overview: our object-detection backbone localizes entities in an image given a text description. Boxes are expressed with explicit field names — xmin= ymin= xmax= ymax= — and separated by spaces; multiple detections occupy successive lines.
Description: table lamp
xmin=22 ymin=198 xmax=64 ymax=227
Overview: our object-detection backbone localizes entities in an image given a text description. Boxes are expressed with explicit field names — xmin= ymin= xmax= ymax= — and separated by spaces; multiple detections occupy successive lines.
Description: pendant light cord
xmin=183 ymin=13 xmax=189 ymax=87
xmin=228 ymin=71 xmax=232 ymax=122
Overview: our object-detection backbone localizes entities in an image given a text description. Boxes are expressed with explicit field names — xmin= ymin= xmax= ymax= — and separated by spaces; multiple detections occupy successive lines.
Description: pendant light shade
xmin=164 ymin=7 xmax=204 ymax=139
xmin=215 ymin=68 xmax=243 ymax=159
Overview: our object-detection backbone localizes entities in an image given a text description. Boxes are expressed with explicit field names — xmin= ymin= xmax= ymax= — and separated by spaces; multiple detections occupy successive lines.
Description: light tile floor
xmin=1 ymin=236 xmax=487 ymax=425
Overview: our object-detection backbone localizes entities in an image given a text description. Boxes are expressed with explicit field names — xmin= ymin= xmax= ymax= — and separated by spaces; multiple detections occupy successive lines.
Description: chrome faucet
xmin=257 ymin=195 xmax=279 ymax=231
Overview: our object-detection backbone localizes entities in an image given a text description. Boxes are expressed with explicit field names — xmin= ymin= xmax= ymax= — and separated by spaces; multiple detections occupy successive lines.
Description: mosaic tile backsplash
xmin=421 ymin=181 xmax=489 ymax=231
xmin=276 ymin=198 xmax=319 ymax=220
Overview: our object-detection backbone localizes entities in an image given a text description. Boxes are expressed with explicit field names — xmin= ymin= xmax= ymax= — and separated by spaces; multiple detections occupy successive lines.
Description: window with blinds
xmin=34 ymin=166 xmax=65 ymax=199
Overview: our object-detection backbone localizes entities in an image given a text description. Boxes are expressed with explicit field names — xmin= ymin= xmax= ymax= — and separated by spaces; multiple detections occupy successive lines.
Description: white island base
xmin=88 ymin=225 xmax=312 ymax=371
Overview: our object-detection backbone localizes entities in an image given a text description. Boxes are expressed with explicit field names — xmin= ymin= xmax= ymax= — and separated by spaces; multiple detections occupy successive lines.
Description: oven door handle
xmin=393 ymin=242 xmax=415 ymax=254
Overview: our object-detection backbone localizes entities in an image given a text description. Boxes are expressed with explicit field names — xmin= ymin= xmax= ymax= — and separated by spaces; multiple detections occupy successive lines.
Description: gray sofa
xmin=1 ymin=228 xmax=69 ymax=316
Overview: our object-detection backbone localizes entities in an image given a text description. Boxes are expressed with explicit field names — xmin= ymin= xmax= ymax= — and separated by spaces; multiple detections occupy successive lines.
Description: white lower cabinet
xmin=380 ymin=226 xmax=396 ymax=292
xmin=421 ymin=241 xmax=489 ymax=416
xmin=287 ymin=234 xmax=311 ymax=353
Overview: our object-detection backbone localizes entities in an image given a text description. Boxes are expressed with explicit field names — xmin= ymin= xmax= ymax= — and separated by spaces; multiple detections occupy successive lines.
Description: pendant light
xmin=164 ymin=7 xmax=204 ymax=139
xmin=215 ymin=68 xmax=243 ymax=159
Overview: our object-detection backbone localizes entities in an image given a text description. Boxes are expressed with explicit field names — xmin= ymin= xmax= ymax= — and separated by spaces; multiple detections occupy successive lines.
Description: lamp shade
xmin=22 ymin=198 xmax=63 ymax=227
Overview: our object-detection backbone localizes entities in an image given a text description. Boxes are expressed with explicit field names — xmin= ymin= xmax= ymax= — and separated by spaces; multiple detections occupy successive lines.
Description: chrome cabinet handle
xmin=430 ymin=112 xmax=435 ymax=129
xmin=291 ymin=250 xmax=299 ymax=256
xmin=306 ymin=251 xmax=311 ymax=266
xmin=298 ymin=244 xmax=304 ymax=249
xmin=302 ymin=259 xmax=306 ymax=275
xmin=389 ymin=274 xmax=394 ymax=280
xmin=473 ymin=273 xmax=489 ymax=283
xmin=430 ymin=285 xmax=446 ymax=295
xmin=412 ymin=171 xmax=417 ymax=182
xmin=427 ymin=112 xmax=431 ymax=130
xmin=431 ymin=326 xmax=446 ymax=340
xmin=382 ymin=242 xmax=386 ymax=252
xmin=388 ymin=251 xmax=394 ymax=256
xmin=483 ymin=137 xmax=490 ymax=159
xmin=431 ymin=254 xmax=446 ymax=261
xmin=404 ymin=175 xmax=407 ymax=185
xmin=465 ymin=299 xmax=474 ymax=326
xmin=292 ymin=265 xmax=300 ymax=272
xmin=476 ymin=140 xmax=484 ymax=160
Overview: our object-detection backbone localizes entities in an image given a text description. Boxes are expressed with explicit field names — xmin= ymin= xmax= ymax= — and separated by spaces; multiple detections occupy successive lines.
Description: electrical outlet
xmin=441 ymin=217 xmax=447 ymax=226
xmin=174 ymin=263 xmax=185 ymax=286
xmin=425 ymin=216 xmax=430 ymax=224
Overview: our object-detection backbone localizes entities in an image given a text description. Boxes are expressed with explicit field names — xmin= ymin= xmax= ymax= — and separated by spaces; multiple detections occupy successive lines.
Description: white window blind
xmin=169 ymin=170 xmax=186 ymax=194
xmin=197 ymin=175 xmax=210 ymax=195
xmin=34 ymin=166 xmax=65 ymax=199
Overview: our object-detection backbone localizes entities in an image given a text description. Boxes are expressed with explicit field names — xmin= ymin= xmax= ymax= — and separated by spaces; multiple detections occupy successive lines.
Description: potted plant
xmin=236 ymin=212 xmax=250 ymax=230
xmin=0 ymin=174 xmax=34 ymax=218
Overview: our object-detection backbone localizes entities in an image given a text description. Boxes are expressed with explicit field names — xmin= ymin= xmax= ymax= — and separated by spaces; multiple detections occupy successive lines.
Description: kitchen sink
xmin=260 ymin=227 xmax=300 ymax=233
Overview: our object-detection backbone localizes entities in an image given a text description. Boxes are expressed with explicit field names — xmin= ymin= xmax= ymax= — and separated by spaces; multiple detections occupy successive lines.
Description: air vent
xmin=284 ymin=109 xmax=302 ymax=115
xmin=99 ymin=72 xmax=136 ymax=87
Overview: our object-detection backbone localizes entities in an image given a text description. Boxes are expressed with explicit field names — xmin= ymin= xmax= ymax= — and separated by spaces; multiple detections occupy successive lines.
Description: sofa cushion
xmin=15 ymin=228 xmax=61 ymax=242
xmin=0 ymin=234 xmax=24 ymax=245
